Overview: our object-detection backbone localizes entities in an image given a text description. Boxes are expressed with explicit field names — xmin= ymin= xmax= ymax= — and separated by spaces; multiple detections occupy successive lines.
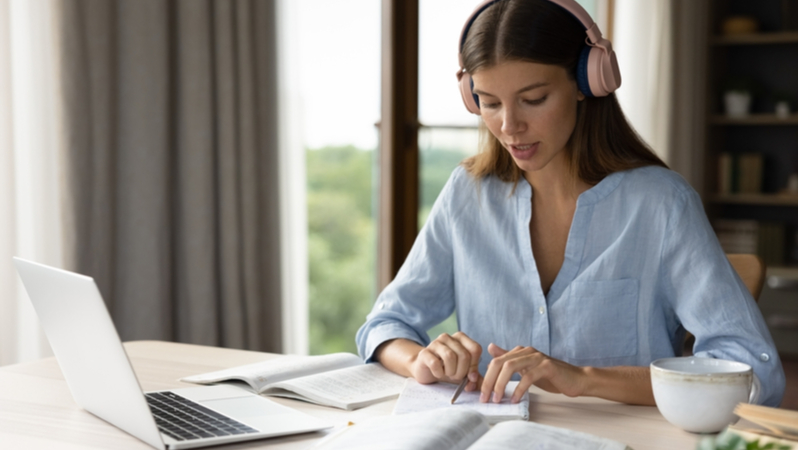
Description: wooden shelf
xmin=709 ymin=193 xmax=798 ymax=206
xmin=709 ymin=114 xmax=798 ymax=125
xmin=711 ymin=31 xmax=798 ymax=45
xmin=766 ymin=266 xmax=798 ymax=277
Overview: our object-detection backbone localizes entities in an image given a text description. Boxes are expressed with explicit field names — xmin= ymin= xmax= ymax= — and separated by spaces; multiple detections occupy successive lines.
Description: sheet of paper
xmin=314 ymin=409 xmax=489 ymax=450
xmin=181 ymin=353 xmax=362 ymax=391
xmin=274 ymin=363 xmax=407 ymax=405
xmin=470 ymin=421 xmax=630 ymax=450
xmin=392 ymin=379 xmax=529 ymax=423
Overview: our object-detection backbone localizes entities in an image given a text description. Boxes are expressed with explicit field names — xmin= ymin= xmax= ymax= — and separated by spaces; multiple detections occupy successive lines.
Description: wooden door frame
xmin=378 ymin=0 xmax=419 ymax=290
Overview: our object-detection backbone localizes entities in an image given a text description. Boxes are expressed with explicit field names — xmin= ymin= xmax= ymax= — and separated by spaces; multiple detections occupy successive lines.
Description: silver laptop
xmin=13 ymin=257 xmax=332 ymax=450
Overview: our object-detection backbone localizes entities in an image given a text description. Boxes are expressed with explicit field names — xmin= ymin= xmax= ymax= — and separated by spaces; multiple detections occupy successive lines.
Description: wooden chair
xmin=726 ymin=253 xmax=766 ymax=302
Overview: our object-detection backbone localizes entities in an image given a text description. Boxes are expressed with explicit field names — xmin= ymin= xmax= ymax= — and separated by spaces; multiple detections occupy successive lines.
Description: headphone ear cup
xmin=576 ymin=45 xmax=593 ymax=97
xmin=600 ymin=48 xmax=621 ymax=94
xmin=459 ymin=72 xmax=482 ymax=115
xmin=585 ymin=43 xmax=621 ymax=97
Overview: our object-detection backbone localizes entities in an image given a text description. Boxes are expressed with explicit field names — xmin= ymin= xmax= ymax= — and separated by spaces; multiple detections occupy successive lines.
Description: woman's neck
xmin=523 ymin=152 xmax=590 ymax=207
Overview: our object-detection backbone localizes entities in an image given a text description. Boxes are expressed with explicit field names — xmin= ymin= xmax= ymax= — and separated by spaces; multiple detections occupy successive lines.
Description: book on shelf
xmin=739 ymin=153 xmax=764 ymax=194
xmin=719 ymin=152 xmax=734 ymax=194
xmin=714 ymin=219 xmax=785 ymax=265
xmin=715 ymin=219 xmax=759 ymax=254
xmin=181 ymin=353 xmax=406 ymax=411
xmin=313 ymin=408 xmax=631 ymax=450
xmin=717 ymin=152 xmax=764 ymax=195
xmin=392 ymin=379 xmax=529 ymax=425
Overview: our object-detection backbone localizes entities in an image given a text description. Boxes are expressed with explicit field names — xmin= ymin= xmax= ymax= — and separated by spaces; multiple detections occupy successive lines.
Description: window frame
xmin=378 ymin=0 xmax=420 ymax=290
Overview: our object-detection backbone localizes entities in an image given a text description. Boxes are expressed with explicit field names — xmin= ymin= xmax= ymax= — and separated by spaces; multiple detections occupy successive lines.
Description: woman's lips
xmin=509 ymin=142 xmax=539 ymax=160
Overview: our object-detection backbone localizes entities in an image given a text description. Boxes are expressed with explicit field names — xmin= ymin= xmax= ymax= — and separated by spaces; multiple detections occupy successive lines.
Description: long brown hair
xmin=460 ymin=0 xmax=666 ymax=185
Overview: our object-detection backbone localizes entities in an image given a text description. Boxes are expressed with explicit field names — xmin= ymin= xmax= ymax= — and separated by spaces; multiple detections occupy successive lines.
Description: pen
xmin=450 ymin=377 xmax=469 ymax=404
xmin=311 ymin=421 xmax=355 ymax=448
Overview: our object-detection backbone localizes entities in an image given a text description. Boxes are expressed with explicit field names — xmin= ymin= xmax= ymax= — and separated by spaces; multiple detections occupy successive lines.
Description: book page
xmin=392 ymin=379 xmax=529 ymax=424
xmin=469 ymin=421 xmax=630 ymax=450
xmin=734 ymin=403 xmax=798 ymax=438
xmin=181 ymin=353 xmax=363 ymax=392
xmin=264 ymin=363 xmax=407 ymax=410
xmin=314 ymin=409 xmax=489 ymax=450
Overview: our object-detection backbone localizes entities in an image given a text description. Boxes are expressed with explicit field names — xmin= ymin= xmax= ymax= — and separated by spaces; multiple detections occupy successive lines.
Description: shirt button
xmin=379 ymin=303 xmax=386 ymax=310
xmin=539 ymin=306 xmax=545 ymax=315
xmin=760 ymin=353 xmax=770 ymax=362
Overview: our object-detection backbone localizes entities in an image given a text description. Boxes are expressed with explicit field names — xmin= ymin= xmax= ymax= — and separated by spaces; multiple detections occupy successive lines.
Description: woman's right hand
xmin=409 ymin=331 xmax=483 ymax=392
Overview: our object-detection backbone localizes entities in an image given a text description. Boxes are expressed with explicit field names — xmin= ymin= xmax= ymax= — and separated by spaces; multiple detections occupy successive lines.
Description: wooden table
xmin=0 ymin=341 xmax=701 ymax=449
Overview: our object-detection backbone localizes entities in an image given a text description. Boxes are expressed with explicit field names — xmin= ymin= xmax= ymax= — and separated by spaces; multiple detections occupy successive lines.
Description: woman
xmin=356 ymin=0 xmax=784 ymax=406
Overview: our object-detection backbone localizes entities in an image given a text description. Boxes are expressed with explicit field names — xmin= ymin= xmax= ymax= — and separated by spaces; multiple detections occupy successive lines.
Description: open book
xmin=393 ymin=379 xmax=529 ymax=424
xmin=314 ymin=409 xmax=631 ymax=450
xmin=731 ymin=403 xmax=798 ymax=441
xmin=181 ymin=353 xmax=406 ymax=411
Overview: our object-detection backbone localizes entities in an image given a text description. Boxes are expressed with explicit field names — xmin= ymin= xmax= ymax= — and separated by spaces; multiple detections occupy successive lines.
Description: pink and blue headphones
xmin=456 ymin=0 xmax=622 ymax=115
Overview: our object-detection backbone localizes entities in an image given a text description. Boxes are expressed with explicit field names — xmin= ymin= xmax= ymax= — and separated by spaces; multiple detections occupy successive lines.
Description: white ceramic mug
xmin=650 ymin=356 xmax=760 ymax=433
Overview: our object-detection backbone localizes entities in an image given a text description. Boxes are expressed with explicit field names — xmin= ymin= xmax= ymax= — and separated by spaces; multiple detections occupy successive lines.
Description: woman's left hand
xmin=480 ymin=343 xmax=588 ymax=404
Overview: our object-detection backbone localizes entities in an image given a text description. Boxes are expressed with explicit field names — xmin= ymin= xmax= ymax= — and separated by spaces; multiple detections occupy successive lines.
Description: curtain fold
xmin=59 ymin=0 xmax=282 ymax=352
xmin=668 ymin=0 xmax=708 ymax=193
xmin=0 ymin=0 xmax=16 ymax=366
xmin=613 ymin=0 xmax=673 ymax=164
xmin=1 ymin=0 xmax=62 ymax=365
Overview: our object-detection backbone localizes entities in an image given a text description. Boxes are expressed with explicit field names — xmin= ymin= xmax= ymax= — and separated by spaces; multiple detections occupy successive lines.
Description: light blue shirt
xmin=356 ymin=165 xmax=785 ymax=406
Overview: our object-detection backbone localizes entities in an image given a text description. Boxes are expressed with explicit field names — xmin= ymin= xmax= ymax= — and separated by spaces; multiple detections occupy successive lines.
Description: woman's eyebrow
xmin=472 ymin=82 xmax=549 ymax=97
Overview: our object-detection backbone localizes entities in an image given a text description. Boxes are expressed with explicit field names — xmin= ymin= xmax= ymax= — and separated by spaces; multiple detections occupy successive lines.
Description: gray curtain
xmin=58 ymin=0 xmax=282 ymax=352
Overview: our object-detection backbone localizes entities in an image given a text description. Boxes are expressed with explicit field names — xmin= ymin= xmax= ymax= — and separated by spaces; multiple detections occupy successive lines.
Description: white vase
xmin=724 ymin=91 xmax=751 ymax=117
xmin=775 ymin=101 xmax=790 ymax=118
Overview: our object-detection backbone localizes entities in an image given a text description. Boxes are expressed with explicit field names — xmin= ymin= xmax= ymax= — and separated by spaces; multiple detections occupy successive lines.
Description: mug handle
xmin=748 ymin=375 xmax=761 ymax=404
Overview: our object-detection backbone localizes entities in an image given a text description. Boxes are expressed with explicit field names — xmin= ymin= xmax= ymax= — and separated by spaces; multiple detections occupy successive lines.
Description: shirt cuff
xmin=361 ymin=321 xmax=429 ymax=363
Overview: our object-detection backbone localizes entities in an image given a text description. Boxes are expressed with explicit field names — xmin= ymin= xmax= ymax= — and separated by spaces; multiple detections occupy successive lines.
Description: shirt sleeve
xmin=659 ymin=188 xmax=786 ymax=406
xmin=355 ymin=169 xmax=461 ymax=363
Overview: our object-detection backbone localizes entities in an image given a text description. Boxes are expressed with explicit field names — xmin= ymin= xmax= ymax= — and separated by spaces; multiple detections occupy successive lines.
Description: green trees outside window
xmin=307 ymin=141 xmax=471 ymax=355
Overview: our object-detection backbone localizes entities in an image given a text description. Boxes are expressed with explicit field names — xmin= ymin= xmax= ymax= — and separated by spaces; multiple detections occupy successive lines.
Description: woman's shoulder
xmin=616 ymin=165 xmax=695 ymax=200
xmin=444 ymin=165 xmax=515 ymax=199
xmin=431 ymin=166 xmax=517 ymax=222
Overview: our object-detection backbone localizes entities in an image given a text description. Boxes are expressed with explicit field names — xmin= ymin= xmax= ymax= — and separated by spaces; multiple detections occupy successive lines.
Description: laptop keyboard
xmin=145 ymin=392 xmax=259 ymax=441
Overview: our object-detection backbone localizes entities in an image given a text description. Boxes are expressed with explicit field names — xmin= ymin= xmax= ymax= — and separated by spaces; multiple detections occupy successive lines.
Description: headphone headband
xmin=456 ymin=0 xmax=621 ymax=115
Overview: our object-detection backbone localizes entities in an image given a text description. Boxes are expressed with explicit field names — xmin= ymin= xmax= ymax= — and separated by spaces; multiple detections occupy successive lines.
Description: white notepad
xmin=392 ymin=379 xmax=529 ymax=424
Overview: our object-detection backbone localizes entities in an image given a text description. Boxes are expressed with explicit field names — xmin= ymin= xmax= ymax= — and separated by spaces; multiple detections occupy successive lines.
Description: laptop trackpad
xmin=202 ymin=396 xmax=328 ymax=434
xmin=203 ymin=396 xmax=288 ymax=418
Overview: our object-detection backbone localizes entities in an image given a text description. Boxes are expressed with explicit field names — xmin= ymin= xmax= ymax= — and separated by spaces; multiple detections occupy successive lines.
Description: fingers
xmin=433 ymin=334 xmax=469 ymax=378
xmin=481 ymin=344 xmax=540 ymax=403
xmin=426 ymin=342 xmax=453 ymax=378
xmin=415 ymin=332 xmax=483 ymax=384
xmin=416 ymin=347 xmax=447 ymax=380
xmin=487 ymin=342 xmax=507 ymax=358
xmin=465 ymin=373 xmax=483 ymax=392
xmin=452 ymin=331 xmax=482 ymax=381
xmin=507 ymin=354 xmax=549 ymax=403
xmin=511 ymin=376 xmax=532 ymax=403
xmin=481 ymin=344 xmax=506 ymax=402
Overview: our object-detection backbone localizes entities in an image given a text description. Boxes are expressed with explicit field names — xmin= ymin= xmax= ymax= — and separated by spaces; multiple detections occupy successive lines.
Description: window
xmin=280 ymin=0 xmax=607 ymax=354
xmin=280 ymin=0 xmax=380 ymax=355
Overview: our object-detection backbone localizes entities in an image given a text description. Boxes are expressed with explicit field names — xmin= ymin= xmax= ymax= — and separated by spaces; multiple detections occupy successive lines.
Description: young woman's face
xmin=471 ymin=60 xmax=584 ymax=176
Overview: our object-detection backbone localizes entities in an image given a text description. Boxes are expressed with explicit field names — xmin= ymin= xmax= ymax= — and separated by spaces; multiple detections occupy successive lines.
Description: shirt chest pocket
xmin=557 ymin=278 xmax=639 ymax=360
